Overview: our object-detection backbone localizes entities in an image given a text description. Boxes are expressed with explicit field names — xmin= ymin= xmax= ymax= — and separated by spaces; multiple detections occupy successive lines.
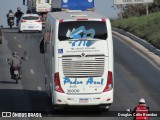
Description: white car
xmin=18 ymin=14 xmax=42 ymax=33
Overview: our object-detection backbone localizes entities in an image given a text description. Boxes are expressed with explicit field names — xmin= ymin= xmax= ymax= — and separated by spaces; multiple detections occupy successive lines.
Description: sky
xmin=95 ymin=0 xmax=119 ymax=19
xmin=0 ymin=0 xmax=119 ymax=27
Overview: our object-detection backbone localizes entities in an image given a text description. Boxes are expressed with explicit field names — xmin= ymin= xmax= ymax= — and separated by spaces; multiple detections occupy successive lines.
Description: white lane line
xmin=37 ymin=86 xmax=42 ymax=91
xmin=14 ymin=37 xmax=17 ymax=39
xmin=18 ymin=44 xmax=22 ymax=48
xmin=131 ymin=48 xmax=160 ymax=71
xmin=30 ymin=69 xmax=35 ymax=74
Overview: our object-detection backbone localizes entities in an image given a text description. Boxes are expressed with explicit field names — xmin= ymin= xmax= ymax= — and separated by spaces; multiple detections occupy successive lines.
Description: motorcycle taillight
xmin=14 ymin=67 xmax=19 ymax=70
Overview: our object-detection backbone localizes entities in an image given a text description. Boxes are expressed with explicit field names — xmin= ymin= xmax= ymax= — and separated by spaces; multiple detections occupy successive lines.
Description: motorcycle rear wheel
xmin=10 ymin=25 xmax=12 ymax=29
xmin=16 ymin=79 xmax=18 ymax=84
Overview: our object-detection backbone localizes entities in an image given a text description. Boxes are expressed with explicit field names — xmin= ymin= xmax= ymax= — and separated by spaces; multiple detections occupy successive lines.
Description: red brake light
xmin=14 ymin=67 xmax=19 ymax=70
xmin=21 ymin=20 xmax=26 ymax=22
xmin=54 ymin=72 xmax=64 ymax=93
xmin=35 ymin=20 xmax=41 ymax=22
xmin=103 ymin=71 xmax=113 ymax=92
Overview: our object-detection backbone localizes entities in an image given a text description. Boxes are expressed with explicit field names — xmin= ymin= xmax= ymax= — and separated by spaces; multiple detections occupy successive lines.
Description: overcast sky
xmin=0 ymin=0 xmax=119 ymax=27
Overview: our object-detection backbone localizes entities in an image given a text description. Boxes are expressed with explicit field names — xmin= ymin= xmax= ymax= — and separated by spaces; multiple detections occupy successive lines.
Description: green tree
xmin=121 ymin=0 xmax=160 ymax=18
xmin=148 ymin=0 xmax=160 ymax=12
xmin=122 ymin=4 xmax=146 ymax=18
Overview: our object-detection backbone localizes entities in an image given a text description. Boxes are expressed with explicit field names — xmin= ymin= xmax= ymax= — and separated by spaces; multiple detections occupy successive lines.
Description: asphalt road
xmin=0 ymin=29 xmax=159 ymax=120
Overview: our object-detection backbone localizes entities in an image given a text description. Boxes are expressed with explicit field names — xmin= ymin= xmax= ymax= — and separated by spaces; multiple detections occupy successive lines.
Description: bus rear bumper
xmin=53 ymin=89 xmax=113 ymax=106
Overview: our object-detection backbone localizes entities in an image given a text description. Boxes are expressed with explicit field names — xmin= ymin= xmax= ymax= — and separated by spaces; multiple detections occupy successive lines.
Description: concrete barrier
xmin=112 ymin=27 xmax=160 ymax=57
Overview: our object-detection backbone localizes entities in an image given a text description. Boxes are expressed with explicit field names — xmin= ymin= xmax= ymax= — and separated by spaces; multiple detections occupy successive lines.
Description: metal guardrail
xmin=112 ymin=27 xmax=160 ymax=57
xmin=0 ymin=28 xmax=2 ymax=44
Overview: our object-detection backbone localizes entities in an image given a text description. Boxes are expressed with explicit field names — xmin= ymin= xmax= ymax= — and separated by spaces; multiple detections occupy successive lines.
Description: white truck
xmin=26 ymin=0 xmax=52 ymax=24
xmin=40 ymin=11 xmax=114 ymax=111
xmin=51 ymin=0 xmax=94 ymax=11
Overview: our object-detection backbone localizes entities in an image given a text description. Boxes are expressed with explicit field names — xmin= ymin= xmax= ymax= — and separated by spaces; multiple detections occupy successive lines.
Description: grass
xmin=112 ymin=12 xmax=160 ymax=49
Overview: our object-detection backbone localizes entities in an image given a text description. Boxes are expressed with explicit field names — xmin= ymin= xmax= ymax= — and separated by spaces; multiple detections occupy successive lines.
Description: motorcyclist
xmin=6 ymin=10 xmax=15 ymax=26
xmin=8 ymin=52 xmax=22 ymax=79
xmin=132 ymin=98 xmax=150 ymax=120
xmin=26 ymin=9 xmax=31 ymax=14
xmin=15 ymin=7 xmax=24 ymax=26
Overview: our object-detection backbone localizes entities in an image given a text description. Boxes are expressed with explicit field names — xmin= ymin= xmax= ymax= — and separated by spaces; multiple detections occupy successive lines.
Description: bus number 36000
xmin=67 ymin=89 xmax=80 ymax=93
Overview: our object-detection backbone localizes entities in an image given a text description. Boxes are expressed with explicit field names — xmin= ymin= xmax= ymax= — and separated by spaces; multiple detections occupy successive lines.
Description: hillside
xmin=112 ymin=12 xmax=160 ymax=49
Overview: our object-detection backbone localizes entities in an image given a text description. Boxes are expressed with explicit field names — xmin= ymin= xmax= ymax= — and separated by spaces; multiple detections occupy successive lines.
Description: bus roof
xmin=48 ymin=11 xmax=108 ymax=20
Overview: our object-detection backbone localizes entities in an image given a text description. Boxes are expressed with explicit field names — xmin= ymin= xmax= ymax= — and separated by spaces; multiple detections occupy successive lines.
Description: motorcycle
xmin=6 ymin=51 xmax=27 ymax=84
xmin=12 ymin=66 xmax=21 ymax=84
xmin=6 ymin=58 xmax=23 ymax=84
xmin=8 ymin=17 xmax=14 ymax=28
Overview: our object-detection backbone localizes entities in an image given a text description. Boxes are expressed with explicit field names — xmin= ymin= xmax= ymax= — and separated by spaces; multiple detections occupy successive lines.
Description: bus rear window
xmin=58 ymin=21 xmax=107 ymax=41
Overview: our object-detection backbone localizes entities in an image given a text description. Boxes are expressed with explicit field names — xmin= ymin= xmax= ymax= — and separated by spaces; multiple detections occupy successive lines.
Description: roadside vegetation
xmin=112 ymin=12 xmax=160 ymax=49
xmin=111 ymin=0 xmax=160 ymax=49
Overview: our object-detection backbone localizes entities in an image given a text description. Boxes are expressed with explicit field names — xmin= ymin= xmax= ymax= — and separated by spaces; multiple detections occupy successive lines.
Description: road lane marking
xmin=30 ymin=69 xmax=35 ymax=74
xmin=37 ymin=86 xmax=42 ymax=91
xmin=131 ymin=48 xmax=160 ymax=71
xmin=13 ymin=37 xmax=17 ymax=40
xmin=18 ymin=44 xmax=22 ymax=48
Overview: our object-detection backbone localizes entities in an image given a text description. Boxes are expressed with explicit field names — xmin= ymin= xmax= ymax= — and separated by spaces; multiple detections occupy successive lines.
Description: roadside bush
xmin=112 ymin=12 xmax=160 ymax=49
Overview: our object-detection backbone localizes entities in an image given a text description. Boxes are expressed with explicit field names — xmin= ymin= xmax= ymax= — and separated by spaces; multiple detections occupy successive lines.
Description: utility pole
xmin=120 ymin=5 xmax=123 ymax=19
xmin=146 ymin=3 xmax=149 ymax=15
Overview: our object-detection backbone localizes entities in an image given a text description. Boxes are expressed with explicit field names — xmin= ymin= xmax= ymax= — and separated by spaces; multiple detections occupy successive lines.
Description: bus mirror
xmin=40 ymin=37 xmax=45 ymax=54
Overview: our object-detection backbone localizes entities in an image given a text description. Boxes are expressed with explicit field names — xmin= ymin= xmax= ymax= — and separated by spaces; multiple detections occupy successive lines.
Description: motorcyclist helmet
xmin=17 ymin=7 xmax=21 ymax=11
xmin=9 ymin=10 xmax=12 ymax=13
xmin=139 ymin=98 xmax=145 ymax=104
xmin=12 ymin=51 xmax=17 ymax=56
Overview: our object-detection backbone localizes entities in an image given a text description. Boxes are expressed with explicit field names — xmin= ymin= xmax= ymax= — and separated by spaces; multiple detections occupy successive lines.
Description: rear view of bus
xmin=36 ymin=0 xmax=51 ymax=12
xmin=52 ymin=12 xmax=114 ymax=110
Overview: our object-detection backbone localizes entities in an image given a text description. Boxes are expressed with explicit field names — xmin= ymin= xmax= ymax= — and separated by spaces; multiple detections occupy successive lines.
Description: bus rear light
xmin=101 ymin=18 xmax=106 ymax=22
xmin=59 ymin=20 xmax=63 ymax=23
xmin=103 ymin=71 xmax=113 ymax=92
xmin=54 ymin=72 xmax=64 ymax=93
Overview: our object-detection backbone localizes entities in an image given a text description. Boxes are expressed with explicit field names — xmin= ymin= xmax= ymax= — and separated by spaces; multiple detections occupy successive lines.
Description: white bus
xmin=27 ymin=0 xmax=51 ymax=13
xmin=27 ymin=0 xmax=51 ymax=24
xmin=40 ymin=11 xmax=114 ymax=110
